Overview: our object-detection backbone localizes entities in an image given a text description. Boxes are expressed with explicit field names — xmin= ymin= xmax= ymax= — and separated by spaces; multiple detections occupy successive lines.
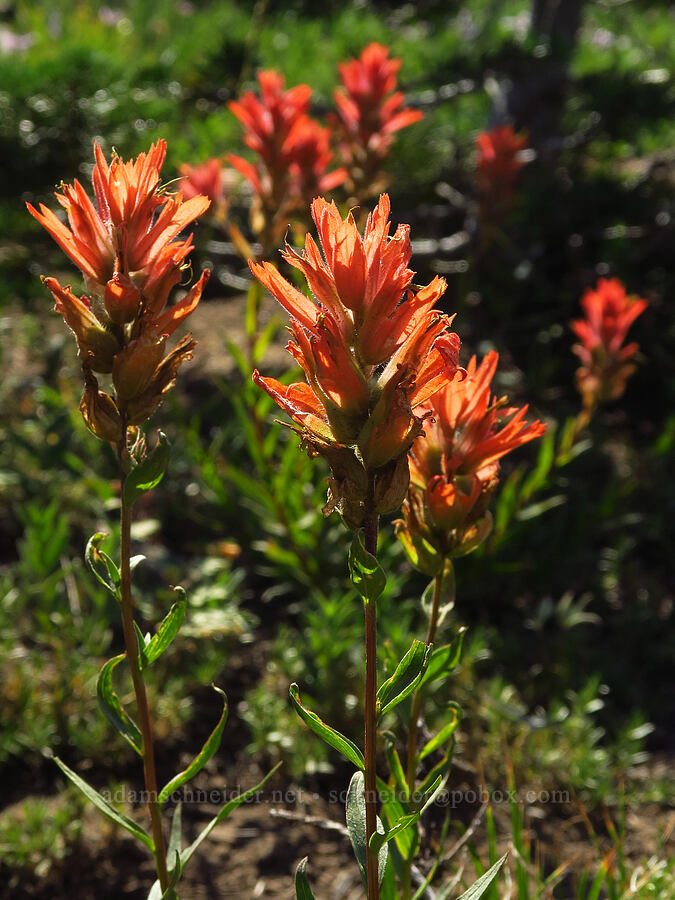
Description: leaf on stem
xmin=289 ymin=684 xmax=364 ymax=770
xmin=377 ymin=640 xmax=430 ymax=717
xmin=96 ymin=653 xmax=143 ymax=756
xmin=158 ymin=685 xmax=228 ymax=806
xmin=124 ymin=431 xmax=170 ymax=505
xmin=419 ymin=703 xmax=462 ymax=760
xmin=418 ymin=628 xmax=466 ymax=688
xmin=346 ymin=771 xmax=388 ymax=887
xmin=138 ymin=589 xmax=187 ymax=671
xmin=52 ymin=755 xmax=154 ymax=851
xmin=349 ymin=533 xmax=386 ymax=604
xmin=295 ymin=857 xmax=317 ymax=900
xmin=85 ymin=532 xmax=120 ymax=599
xmin=369 ymin=774 xmax=445 ymax=856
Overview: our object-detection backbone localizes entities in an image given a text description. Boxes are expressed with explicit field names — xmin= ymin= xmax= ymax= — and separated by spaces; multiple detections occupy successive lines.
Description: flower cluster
xmin=476 ymin=125 xmax=528 ymax=213
xmin=332 ymin=43 xmax=423 ymax=201
xmin=571 ymin=277 xmax=648 ymax=409
xmin=397 ymin=351 xmax=546 ymax=567
xmin=28 ymin=140 xmax=210 ymax=442
xmin=228 ymin=71 xmax=346 ymax=247
xmin=252 ymin=194 xmax=462 ymax=526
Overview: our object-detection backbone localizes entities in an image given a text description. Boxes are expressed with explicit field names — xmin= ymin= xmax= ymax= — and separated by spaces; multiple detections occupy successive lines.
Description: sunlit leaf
xmin=96 ymin=653 xmax=143 ymax=756
xmin=289 ymin=683 xmax=364 ymax=770
xmin=158 ymin=686 xmax=228 ymax=806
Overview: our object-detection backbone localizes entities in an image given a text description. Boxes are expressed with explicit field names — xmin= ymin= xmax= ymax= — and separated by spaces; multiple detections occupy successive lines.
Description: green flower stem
xmin=402 ymin=560 xmax=451 ymax=900
xmin=363 ymin=472 xmax=380 ymax=900
xmin=118 ymin=434 xmax=169 ymax=892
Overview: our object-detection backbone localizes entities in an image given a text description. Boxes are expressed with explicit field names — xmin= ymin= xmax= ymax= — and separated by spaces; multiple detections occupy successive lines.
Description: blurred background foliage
xmin=1 ymin=0 xmax=674 ymax=896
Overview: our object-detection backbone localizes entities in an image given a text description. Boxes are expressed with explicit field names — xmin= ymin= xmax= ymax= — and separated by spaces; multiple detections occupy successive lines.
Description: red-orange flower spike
xmin=398 ymin=351 xmax=545 ymax=563
xmin=332 ymin=43 xmax=422 ymax=202
xmin=29 ymin=141 xmax=211 ymax=435
xmin=476 ymin=126 xmax=527 ymax=193
xmin=228 ymin=71 xmax=346 ymax=241
xmin=334 ymin=43 xmax=423 ymax=152
xmin=252 ymin=194 xmax=462 ymax=523
xmin=571 ymin=277 xmax=647 ymax=407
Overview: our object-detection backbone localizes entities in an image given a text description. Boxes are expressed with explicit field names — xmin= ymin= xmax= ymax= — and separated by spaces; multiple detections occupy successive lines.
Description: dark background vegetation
xmin=0 ymin=0 xmax=673 ymax=896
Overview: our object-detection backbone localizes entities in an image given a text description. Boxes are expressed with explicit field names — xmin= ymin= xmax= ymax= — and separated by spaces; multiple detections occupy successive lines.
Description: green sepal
xmin=369 ymin=775 xmax=445 ymax=856
xmin=177 ymin=762 xmax=282 ymax=870
xmin=377 ymin=640 xmax=430 ymax=717
xmin=349 ymin=533 xmax=386 ymax=604
xmin=138 ymin=589 xmax=187 ymax=671
xmin=158 ymin=685 xmax=228 ymax=806
xmin=295 ymin=857 xmax=317 ymax=900
xmin=450 ymin=854 xmax=507 ymax=900
xmin=96 ymin=653 xmax=143 ymax=756
xmin=419 ymin=628 xmax=466 ymax=688
xmin=124 ymin=431 xmax=170 ymax=506
xmin=85 ymin=532 xmax=120 ymax=599
xmin=419 ymin=703 xmax=462 ymax=760
xmin=52 ymin=755 xmax=154 ymax=851
xmin=289 ymin=683 xmax=364 ymax=770
xmin=346 ymin=771 xmax=388 ymax=888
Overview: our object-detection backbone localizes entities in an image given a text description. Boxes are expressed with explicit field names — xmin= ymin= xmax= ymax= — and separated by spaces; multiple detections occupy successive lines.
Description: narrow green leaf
xmin=383 ymin=733 xmax=408 ymax=797
xmin=158 ymin=686 xmax=228 ymax=806
xmin=419 ymin=704 xmax=462 ymax=760
xmin=377 ymin=640 xmax=430 ymax=717
xmin=53 ymin=755 xmax=154 ymax=851
xmin=349 ymin=534 xmax=386 ymax=604
xmin=140 ymin=590 xmax=187 ymax=671
xmin=96 ymin=653 xmax=143 ymax=756
xmin=168 ymin=803 xmax=182 ymax=865
xmin=419 ymin=628 xmax=466 ymax=687
xmin=124 ymin=431 xmax=170 ymax=505
xmin=179 ymin=762 xmax=282 ymax=870
xmin=85 ymin=532 xmax=120 ymax=598
xmin=295 ymin=857 xmax=316 ymax=900
xmin=346 ymin=771 xmax=388 ymax=887
xmin=289 ymin=684 xmax=364 ymax=770
xmin=453 ymin=854 xmax=508 ymax=900
xmin=369 ymin=775 xmax=444 ymax=856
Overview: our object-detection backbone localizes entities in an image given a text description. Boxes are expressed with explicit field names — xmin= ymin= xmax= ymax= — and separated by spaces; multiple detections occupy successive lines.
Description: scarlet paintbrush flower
xmin=252 ymin=194 xmax=462 ymax=525
xmin=332 ymin=43 xmax=423 ymax=201
xmin=397 ymin=351 xmax=545 ymax=565
xmin=571 ymin=277 xmax=647 ymax=409
xmin=28 ymin=140 xmax=210 ymax=439
xmin=476 ymin=125 xmax=527 ymax=195
xmin=228 ymin=71 xmax=345 ymax=247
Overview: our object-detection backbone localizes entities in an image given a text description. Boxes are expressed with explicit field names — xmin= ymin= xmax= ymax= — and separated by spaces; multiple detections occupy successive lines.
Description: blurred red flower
xmin=571 ymin=277 xmax=648 ymax=407
xmin=332 ymin=43 xmax=423 ymax=200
